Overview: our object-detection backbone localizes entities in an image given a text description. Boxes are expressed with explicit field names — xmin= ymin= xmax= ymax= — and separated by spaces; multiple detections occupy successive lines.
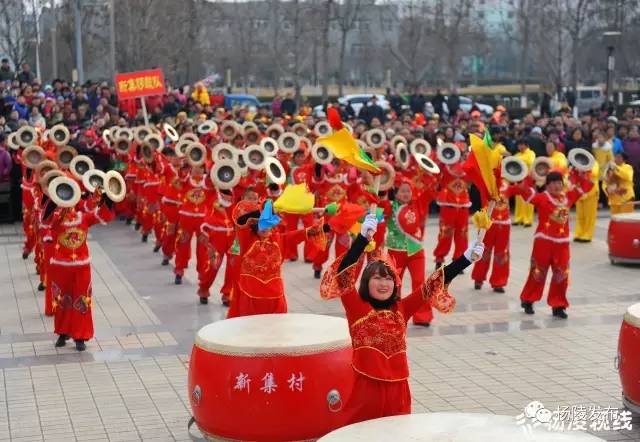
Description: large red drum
xmin=608 ymin=212 xmax=640 ymax=264
xmin=188 ymin=313 xmax=354 ymax=441
xmin=617 ymin=303 xmax=640 ymax=414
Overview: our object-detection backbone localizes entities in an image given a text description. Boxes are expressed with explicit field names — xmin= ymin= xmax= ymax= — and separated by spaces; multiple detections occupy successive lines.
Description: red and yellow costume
xmin=174 ymin=174 xmax=216 ymax=277
xmin=516 ymin=175 xmax=593 ymax=308
xmin=226 ymin=201 xmax=310 ymax=318
xmin=198 ymin=195 xmax=235 ymax=301
xmin=471 ymin=183 xmax=518 ymax=289
xmin=385 ymin=177 xmax=437 ymax=325
xmin=320 ymin=236 xmax=456 ymax=424
xmin=159 ymin=163 xmax=186 ymax=261
xmin=283 ymin=163 xmax=316 ymax=261
xmin=49 ymin=203 xmax=115 ymax=341
xmin=311 ymin=168 xmax=352 ymax=273
xmin=433 ymin=162 xmax=470 ymax=263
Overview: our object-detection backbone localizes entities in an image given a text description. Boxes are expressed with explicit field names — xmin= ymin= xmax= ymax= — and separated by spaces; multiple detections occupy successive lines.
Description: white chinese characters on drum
xmin=188 ymin=314 xmax=354 ymax=441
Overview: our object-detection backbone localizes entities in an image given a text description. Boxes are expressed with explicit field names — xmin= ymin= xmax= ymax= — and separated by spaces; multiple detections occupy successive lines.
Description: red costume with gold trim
xmin=516 ymin=174 xmax=593 ymax=308
xmin=320 ymin=245 xmax=455 ymax=424
xmin=283 ymin=163 xmax=316 ymax=261
xmin=198 ymin=195 xmax=235 ymax=301
xmin=433 ymin=162 xmax=470 ymax=263
xmin=158 ymin=162 xmax=186 ymax=261
xmin=226 ymin=201 xmax=309 ymax=318
xmin=174 ymin=174 xmax=216 ymax=277
xmin=21 ymin=168 xmax=38 ymax=256
xmin=49 ymin=203 xmax=115 ymax=341
xmin=311 ymin=168 xmax=352 ymax=273
xmin=471 ymin=182 xmax=518 ymax=289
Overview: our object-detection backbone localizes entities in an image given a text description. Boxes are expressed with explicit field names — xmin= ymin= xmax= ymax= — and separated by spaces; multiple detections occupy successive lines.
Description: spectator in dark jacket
xmin=409 ymin=89 xmax=426 ymax=114
xmin=447 ymin=89 xmax=460 ymax=118
xmin=359 ymin=96 xmax=385 ymax=125
xmin=524 ymin=126 xmax=547 ymax=157
xmin=389 ymin=90 xmax=403 ymax=114
xmin=563 ymin=128 xmax=591 ymax=155
xmin=0 ymin=59 xmax=14 ymax=82
xmin=16 ymin=63 xmax=35 ymax=85
xmin=280 ymin=93 xmax=297 ymax=116
xmin=431 ymin=89 xmax=446 ymax=117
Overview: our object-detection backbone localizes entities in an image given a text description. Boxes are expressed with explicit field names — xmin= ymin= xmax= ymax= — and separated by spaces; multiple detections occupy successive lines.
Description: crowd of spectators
xmin=1 ymin=58 xmax=639 ymax=222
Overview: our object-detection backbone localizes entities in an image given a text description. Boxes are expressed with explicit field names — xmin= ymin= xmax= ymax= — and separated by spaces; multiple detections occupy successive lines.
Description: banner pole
xmin=140 ymin=97 xmax=149 ymax=126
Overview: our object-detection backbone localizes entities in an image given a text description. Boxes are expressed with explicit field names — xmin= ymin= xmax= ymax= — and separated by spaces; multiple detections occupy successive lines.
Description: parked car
xmin=575 ymin=86 xmax=604 ymax=115
xmin=313 ymin=94 xmax=390 ymax=118
xmin=425 ymin=96 xmax=494 ymax=117
xmin=224 ymin=94 xmax=263 ymax=112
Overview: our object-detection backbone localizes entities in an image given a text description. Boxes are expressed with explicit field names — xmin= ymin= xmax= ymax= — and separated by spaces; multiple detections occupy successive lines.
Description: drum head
xmin=502 ymin=157 xmax=527 ymax=182
xmin=312 ymin=144 xmax=333 ymax=165
xmin=211 ymin=161 xmax=241 ymax=190
xmin=414 ymin=153 xmax=440 ymax=175
xmin=261 ymin=137 xmax=279 ymax=156
xmin=24 ymin=146 xmax=45 ymax=167
xmin=437 ymin=143 xmax=460 ymax=164
xmin=163 ymin=123 xmax=179 ymax=142
xmin=180 ymin=133 xmax=199 ymax=144
xmin=265 ymin=157 xmax=286 ymax=185
xmin=410 ymin=139 xmax=432 ymax=156
xmin=70 ymin=155 xmax=95 ymax=179
xmin=245 ymin=145 xmax=267 ymax=170
xmin=212 ymin=143 xmax=238 ymax=162
xmin=278 ymin=133 xmax=300 ymax=153
xmin=396 ymin=144 xmax=409 ymax=168
xmin=104 ymin=170 xmax=126 ymax=202
xmin=194 ymin=314 xmax=350 ymax=356
xmin=48 ymin=176 xmax=81 ymax=208
xmin=51 ymin=124 xmax=70 ymax=145
xmin=82 ymin=170 xmax=106 ymax=192
xmin=568 ymin=148 xmax=594 ymax=172
xmin=314 ymin=121 xmax=331 ymax=137
xmin=376 ymin=161 xmax=396 ymax=191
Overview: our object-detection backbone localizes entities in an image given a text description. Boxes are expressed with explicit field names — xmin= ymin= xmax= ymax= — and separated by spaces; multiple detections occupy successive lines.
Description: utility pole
xmin=51 ymin=1 xmax=58 ymax=79
xmin=74 ymin=0 xmax=84 ymax=84
xmin=109 ymin=0 xmax=116 ymax=78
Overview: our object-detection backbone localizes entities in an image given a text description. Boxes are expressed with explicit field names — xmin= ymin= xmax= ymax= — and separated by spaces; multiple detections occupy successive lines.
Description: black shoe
xmin=413 ymin=322 xmax=430 ymax=327
xmin=222 ymin=298 xmax=230 ymax=307
xmin=75 ymin=340 xmax=86 ymax=352
xmin=493 ymin=287 xmax=505 ymax=293
xmin=314 ymin=270 xmax=321 ymax=279
xmin=289 ymin=258 xmax=297 ymax=262
xmin=175 ymin=274 xmax=182 ymax=285
xmin=153 ymin=244 xmax=161 ymax=252
xmin=134 ymin=223 xmax=141 ymax=231
xmin=22 ymin=251 xmax=29 ymax=260
xmin=126 ymin=218 xmax=133 ymax=225
xmin=199 ymin=297 xmax=208 ymax=305
xmin=161 ymin=258 xmax=169 ymax=266
xmin=552 ymin=307 xmax=568 ymax=319
xmin=141 ymin=234 xmax=148 ymax=243
xmin=304 ymin=259 xmax=313 ymax=264
xmin=521 ymin=301 xmax=535 ymax=315
xmin=37 ymin=282 xmax=45 ymax=291
xmin=513 ymin=222 xmax=521 ymax=226
xmin=55 ymin=334 xmax=68 ymax=347
xmin=474 ymin=282 xmax=482 ymax=290
xmin=523 ymin=224 xmax=532 ymax=228
xmin=435 ymin=262 xmax=443 ymax=271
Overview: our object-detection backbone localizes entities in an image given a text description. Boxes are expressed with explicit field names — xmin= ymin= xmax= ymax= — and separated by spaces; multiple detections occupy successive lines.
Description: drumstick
xmin=366 ymin=175 xmax=382 ymax=241
xmin=472 ymin=199 xmax=496 ymax=261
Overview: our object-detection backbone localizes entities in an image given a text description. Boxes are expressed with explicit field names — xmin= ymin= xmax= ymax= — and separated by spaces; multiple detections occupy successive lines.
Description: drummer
xmin=605 ymin=152 xmax=635 ymax=214
xmin=320 ymin=212 xmax=484 ymax=423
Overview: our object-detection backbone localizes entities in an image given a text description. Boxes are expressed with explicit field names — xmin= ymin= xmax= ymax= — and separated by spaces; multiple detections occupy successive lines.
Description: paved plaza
xmin=0 ymin=211 xmax=639 ymax=441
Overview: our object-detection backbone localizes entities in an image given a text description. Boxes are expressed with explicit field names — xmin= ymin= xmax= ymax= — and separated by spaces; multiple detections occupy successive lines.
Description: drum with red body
xmin=188 ymin=313 xmax=354 ymax=441
xmin=617 ymin=303 xmax=640 ymax=414
xmin=608 ymin=212 xmax=640 ymax=264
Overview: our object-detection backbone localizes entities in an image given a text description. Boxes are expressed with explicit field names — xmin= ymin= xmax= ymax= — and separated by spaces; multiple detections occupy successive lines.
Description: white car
xmin=313 ymin=94 xmax=390 ymax=118
xmin=424 ymin=96 xmax=493 ymax=117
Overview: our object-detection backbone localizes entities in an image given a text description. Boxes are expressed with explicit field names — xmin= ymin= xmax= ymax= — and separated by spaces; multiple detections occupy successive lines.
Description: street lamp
xmin=603 ymin=30 xmax=622 ymax=109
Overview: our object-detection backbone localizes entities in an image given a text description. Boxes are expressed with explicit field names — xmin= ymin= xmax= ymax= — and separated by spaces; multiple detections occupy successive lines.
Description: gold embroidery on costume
xmin=58 ymin=228 xmax=86 ymax=250
xmin=350 ymin=310 xmax=406 ymax=357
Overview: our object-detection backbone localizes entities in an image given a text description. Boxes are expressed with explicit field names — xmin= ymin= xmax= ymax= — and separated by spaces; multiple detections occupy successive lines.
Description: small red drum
xmin=188 ymin=313 xmax=354 ymax=441
xmin=608 ymin=212 xmax=640 ymax=264
xmin=617 ymin=302 xmax=640 ymax=414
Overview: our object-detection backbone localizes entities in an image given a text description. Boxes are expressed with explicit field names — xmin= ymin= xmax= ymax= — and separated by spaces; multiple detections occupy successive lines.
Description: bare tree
xmin=564 ymin=0 xmax=596 ymax=91
xmin=333 ymin=0 xmax=362 ymax=96
xmin=0 ymin=0 xmax=35 ymax=71
xmin=378 ymin=0 xmax=434 ymax=90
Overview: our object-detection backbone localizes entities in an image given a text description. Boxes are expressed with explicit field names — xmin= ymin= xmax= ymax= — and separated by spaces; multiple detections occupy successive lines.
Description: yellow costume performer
xmin=574 ymin=162 xmax=599 ymax=242
xmin=605 ymin=162 xmax=635 ymax=214
xmin=514 ymin=146 xmax=535 ymax=225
